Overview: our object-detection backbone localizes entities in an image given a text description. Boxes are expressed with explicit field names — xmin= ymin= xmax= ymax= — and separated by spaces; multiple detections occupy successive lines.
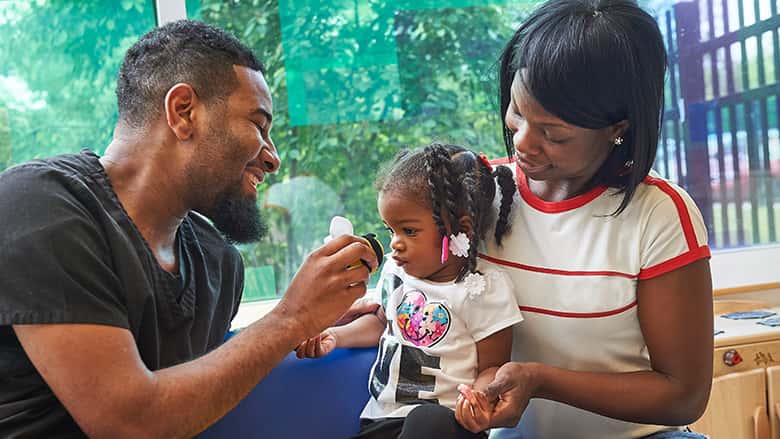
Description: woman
xmin=455 ymin=0 xmax=713 ymax=437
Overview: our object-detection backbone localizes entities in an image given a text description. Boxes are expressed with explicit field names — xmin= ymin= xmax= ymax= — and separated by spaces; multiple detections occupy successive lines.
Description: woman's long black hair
xmin=499 ymin=0 xmax=667 ymax=215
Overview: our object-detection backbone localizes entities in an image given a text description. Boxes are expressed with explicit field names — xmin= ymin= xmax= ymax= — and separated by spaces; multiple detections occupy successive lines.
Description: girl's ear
xmin=458 ymin=215 xmax=474 ymax=237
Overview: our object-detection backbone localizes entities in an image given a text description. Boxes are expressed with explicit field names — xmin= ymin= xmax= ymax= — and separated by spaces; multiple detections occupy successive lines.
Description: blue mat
xmin=198 ymin=347 xmax=377 ymax=439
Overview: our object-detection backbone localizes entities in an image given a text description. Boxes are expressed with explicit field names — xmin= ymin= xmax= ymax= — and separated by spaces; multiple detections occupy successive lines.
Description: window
xmin=0 ymin=1 xmax=156 ymax=165
xmin=1 ymin=0 xmax=776 ymax=308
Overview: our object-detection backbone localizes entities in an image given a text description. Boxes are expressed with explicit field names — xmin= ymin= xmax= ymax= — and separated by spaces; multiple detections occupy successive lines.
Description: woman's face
xmin=505 ymin=71 xmax=625 ymax=191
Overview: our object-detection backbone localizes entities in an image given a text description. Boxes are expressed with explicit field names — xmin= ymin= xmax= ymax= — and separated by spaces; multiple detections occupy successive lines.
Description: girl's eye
xmin=403 ymin=228 xmax=417 ymax=236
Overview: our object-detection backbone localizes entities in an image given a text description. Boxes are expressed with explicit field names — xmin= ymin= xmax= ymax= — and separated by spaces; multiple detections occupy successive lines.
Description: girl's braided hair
xmin=376 ymin=142 xmax=516 ymax=282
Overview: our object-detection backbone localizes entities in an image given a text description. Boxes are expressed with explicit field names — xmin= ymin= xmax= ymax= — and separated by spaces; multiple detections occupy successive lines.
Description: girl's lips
xmin=393 ymin=257 xmax=407 ymax=266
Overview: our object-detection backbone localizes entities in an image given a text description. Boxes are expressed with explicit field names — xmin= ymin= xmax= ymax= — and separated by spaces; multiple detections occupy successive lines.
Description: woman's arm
xmin=295 ymin=309 xmax=386 ymax=358
xmin=486 ymin=259 xmax=713 ymax=427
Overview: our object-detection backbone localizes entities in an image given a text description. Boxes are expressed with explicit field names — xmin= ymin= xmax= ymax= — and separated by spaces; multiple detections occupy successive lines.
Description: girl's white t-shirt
xmin=360 ymin=258 xmax=524 ymax=420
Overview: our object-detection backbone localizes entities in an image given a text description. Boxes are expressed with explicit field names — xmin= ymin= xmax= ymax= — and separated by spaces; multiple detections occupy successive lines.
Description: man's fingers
xmin=325 ymin=238 xmax=379 ymax=273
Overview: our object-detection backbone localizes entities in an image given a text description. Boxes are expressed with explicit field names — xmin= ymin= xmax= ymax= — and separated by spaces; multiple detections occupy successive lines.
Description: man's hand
xmin=481 ymin=362 xmax=536 ymax=428
xmin=275 ymin=235 xmax=378 ymax=340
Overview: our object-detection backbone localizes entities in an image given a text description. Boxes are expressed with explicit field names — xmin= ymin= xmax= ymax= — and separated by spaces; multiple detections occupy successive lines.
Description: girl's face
xmin=505 ymin=70 xmax=625 ymax=195
xmin=378 ymin=190 xmax=465 ymax=283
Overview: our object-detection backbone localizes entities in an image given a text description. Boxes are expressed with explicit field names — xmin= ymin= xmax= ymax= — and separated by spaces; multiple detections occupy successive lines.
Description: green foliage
xmin=0 ymin=0 xmax=533 ymax=298
xmin=0 ymin=0 xmax=155 ymax=163
xmin=193 ymin=0 xmax=534 ymax=295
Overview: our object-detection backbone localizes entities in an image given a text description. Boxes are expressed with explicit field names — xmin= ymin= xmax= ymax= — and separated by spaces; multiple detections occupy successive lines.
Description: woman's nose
xmin=512 ymin=124 xmax=538 ymax=156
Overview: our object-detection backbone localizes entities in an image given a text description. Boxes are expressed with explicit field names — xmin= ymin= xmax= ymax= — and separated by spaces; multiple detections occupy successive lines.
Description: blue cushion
xmin=198 ymin=347 xmax=377 ymax=439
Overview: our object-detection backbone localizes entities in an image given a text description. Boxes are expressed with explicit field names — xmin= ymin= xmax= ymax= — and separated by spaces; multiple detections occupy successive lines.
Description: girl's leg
xmin=350 ymin=418 xmax=404 ymax=439
xmin=399 ymin=404 xmax=488 ymax=439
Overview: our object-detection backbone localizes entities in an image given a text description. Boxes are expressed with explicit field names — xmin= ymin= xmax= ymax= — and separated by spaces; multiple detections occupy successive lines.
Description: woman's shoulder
xmin=627 ymin=171 xmax=703 ymax=218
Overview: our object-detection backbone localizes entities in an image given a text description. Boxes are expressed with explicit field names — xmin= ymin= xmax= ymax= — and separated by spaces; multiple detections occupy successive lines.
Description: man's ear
xmin=164 ymin=83 xmax=199 ymax=140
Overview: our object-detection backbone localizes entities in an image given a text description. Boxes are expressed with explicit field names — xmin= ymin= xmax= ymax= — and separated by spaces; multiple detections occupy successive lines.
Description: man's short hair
xmin=116 ymin=20 xmax=264 ymax=127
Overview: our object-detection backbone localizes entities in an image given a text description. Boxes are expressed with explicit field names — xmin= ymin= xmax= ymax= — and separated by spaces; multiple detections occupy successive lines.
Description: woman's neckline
xmin=515 ymin=162 xmax=607 ymax=213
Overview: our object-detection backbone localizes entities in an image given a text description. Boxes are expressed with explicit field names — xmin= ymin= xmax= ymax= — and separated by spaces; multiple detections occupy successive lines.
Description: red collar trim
xmin=515 ymin=162 xmax=607 ymax=213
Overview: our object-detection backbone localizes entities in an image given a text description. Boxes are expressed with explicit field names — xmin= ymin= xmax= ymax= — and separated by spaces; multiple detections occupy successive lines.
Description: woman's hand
xmin=481 ymin=362 xmax=538 ymax=428
xmin=294 ymin=329 xmax=338 ymax=359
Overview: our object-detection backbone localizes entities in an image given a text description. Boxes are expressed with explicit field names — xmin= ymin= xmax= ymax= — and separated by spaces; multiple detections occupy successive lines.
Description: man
xmin=0 ymin=20 xmax=377 ymax=438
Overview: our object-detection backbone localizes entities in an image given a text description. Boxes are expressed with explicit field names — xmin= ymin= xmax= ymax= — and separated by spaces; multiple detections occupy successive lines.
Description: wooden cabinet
xmin=691 ymin=368 xmax=768 ymax=439
xmin=768 ymin=366 xmax=780 ymax=439
xmin=691 ymin=307 xmax=780 ymax=439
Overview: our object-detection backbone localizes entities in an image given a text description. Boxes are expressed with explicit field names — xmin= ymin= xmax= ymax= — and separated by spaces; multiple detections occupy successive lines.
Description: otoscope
xmin=326 ymin=216 xmax=384 ymax=273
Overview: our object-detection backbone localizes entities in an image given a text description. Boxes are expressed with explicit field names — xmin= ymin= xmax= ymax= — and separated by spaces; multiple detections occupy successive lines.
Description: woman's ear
xmin=609 ymin=119 xmax=630 ymax=140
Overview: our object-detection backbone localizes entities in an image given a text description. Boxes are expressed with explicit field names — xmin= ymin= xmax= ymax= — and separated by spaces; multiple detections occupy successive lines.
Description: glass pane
xmin=185 ymin=0 xmax=780 ymax=301
xmin=0 ymin=1 xmax=156 ymax=165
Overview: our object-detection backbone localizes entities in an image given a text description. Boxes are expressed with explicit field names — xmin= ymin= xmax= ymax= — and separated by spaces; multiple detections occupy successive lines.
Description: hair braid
xmin=457 ymin=171 xmax=479 ymax=281
xmin=493 ymin=165 xmax=516 ymax=246
xmin=424 ymin=144 xmax=449 ymax=238
xmin=432 ymin=145 xmax=462 ymax=235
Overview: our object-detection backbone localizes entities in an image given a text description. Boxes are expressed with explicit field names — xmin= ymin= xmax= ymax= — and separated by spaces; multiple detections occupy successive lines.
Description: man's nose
xmin=259 ymin=138 xmax=280 ymax=173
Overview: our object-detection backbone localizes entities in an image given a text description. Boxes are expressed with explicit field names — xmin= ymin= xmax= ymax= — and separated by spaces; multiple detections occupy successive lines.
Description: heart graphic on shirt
xmin=396 ymin=290 xmax=450 ymax=347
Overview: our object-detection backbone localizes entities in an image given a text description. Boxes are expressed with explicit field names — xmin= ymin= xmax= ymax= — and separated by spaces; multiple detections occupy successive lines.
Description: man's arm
xmin=14 ymin=235 xmax=378 ymax=439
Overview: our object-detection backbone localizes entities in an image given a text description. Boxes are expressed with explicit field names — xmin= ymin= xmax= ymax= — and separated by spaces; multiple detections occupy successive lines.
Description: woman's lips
xmin=517 ymin=157 xmax=551 ymax=174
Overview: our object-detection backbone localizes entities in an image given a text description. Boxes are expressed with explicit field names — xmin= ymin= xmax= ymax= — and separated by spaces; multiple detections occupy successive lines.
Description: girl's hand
xmin=294 ymin=329 xmax=337 ymax=359
xmin=455 ymin=384 xmax=495 ymax=433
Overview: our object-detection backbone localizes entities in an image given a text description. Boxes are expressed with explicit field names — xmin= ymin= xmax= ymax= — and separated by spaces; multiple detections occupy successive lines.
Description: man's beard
xmin=207 ymin=185 xmax=267 ymax=244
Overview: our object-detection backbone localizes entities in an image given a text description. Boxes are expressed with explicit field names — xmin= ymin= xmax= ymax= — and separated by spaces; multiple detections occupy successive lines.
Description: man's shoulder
xmin=0 ymin=150 xmax=100 ymax=192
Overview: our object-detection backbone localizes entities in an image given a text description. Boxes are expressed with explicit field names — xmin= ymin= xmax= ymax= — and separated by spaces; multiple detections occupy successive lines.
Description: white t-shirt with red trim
xmin=485 ymin=163 xmax=710 ymax=439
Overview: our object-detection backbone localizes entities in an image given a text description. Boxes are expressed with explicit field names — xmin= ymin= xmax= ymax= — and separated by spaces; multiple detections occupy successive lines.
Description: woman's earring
xmin=613 ymin=136 xmax=624 ymax=146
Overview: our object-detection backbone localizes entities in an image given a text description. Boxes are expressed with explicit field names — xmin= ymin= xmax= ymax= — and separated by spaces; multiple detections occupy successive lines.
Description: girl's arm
xmin=473 ymin=326 xmax=514 ymax=392
xmin=295 ymin=308 xmax=386 ymax=358
xmin=484 ymin=259 xmax=713 ymax=428
xmin=455 ymin=326 xmax=514 ymax=432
